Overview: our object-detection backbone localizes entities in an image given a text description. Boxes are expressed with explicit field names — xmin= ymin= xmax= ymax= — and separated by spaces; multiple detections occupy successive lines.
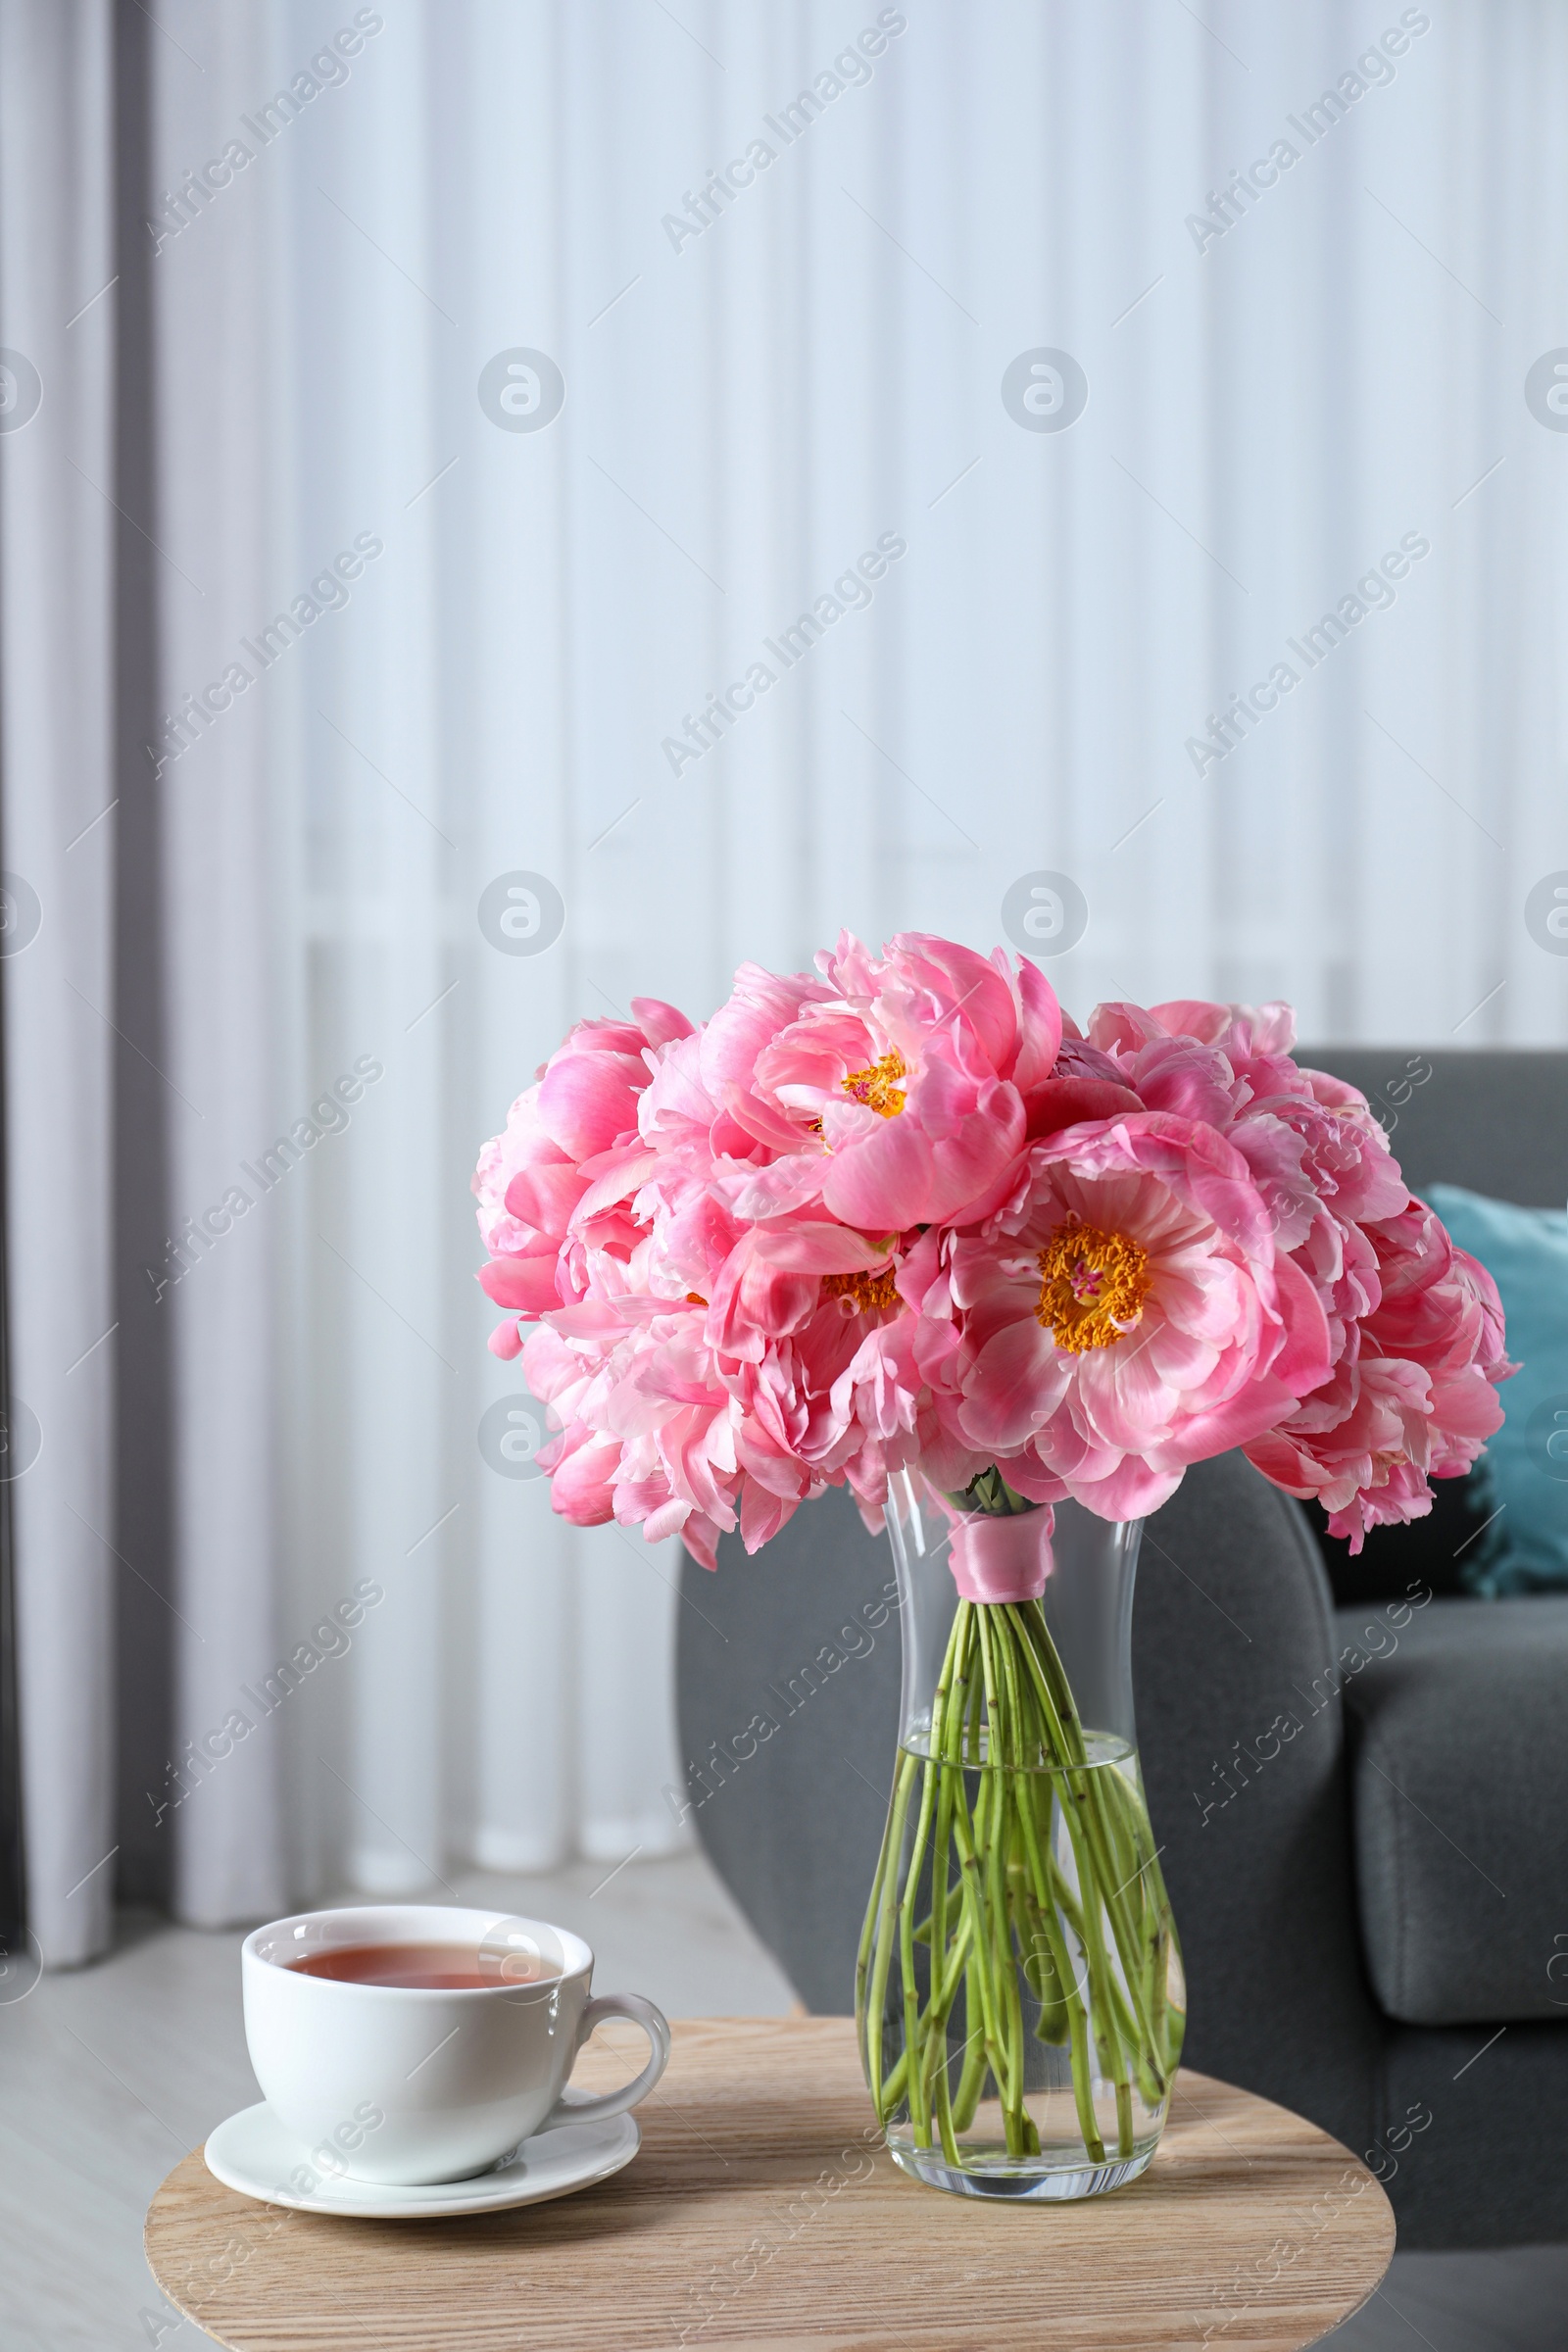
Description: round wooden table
xmin=145 ymin=2016 xmax=1393 ymax=2350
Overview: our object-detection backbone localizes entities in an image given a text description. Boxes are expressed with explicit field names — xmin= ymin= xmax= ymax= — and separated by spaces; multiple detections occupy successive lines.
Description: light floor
xmin=0 ymin=1848 xmax=1561 ymax=2350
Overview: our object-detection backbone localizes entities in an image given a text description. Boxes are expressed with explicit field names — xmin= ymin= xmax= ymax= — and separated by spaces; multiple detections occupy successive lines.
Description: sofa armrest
xmin=1339 ymin=1594 xmax=1568 ymax=2025
xmin=1133 ymin=1455 xmax=1387 ymax=2158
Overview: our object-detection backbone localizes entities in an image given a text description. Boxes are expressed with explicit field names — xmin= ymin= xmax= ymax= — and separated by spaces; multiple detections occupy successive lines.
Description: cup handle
xmin=537 ymin=1991 xmax=671 ymax=2132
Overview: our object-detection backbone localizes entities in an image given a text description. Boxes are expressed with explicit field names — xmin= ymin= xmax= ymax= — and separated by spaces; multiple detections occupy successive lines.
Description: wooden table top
xmin=145 ymin=2016 xmax=1394 ymax=2351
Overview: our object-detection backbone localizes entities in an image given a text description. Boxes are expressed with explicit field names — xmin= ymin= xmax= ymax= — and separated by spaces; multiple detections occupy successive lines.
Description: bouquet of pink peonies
xmin=473 ymin=933 xmax=1514 ymax=2197
xmin=473 ymin=932 xmax=1511 ymax=1568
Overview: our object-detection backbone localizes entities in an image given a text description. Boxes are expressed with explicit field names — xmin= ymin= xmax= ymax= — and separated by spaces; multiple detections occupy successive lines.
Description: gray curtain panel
xmin=0 ymin=0 xmax=289 ymax=1961
xmin=2 ymin=0 xmax=124 ymax=1966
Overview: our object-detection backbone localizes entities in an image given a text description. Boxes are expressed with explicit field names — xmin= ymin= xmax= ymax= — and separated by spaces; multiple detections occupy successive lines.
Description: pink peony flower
xmin=1083 ymin=994 xmax=1514 ymax=1544
xmin=472 ymin=1000 xmax=689 ymax=1354
xmin=945 ymin=1112 xmax=1331 ymax=1520
xmin=518 ymin=1242 xmax=922 ymax=1566
xmin=1244 ymin=1200 xmax=1512 ymax=1546
xmin=721 ymin=931 xmax=1060 ymax=1228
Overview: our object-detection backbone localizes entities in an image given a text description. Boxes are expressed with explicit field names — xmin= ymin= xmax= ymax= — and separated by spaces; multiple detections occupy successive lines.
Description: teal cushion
xmin=1425 ymin=1185 xmax=1568 ymax=1594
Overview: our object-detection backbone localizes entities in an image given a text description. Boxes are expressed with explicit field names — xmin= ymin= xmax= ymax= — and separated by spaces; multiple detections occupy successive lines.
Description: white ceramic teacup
xmin=242 ymin=1903 xmax=671 ymax=2186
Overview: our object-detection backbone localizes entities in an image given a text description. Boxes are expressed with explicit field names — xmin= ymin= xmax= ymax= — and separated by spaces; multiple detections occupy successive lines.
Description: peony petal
xmin=1075 ymin=1336 xmax=1179 ymax=1452
xmin=631 ymin=996 xmax=696 ymax=1047
xmin=1143 ymin=1318 xmax=1219 ymax=1390
xmin=1012 ymin=956 xmax=1065 ymax=1093
xmin=1024 ymin=1077 xmax=1143 ymax=1141
xmin=1067 ymin=1454 xmax=1185 ymax=1518
xmin=821 ymin=1119 xmax=938 ymax=1229
xmin=478 ymin=1253 xmax=562 ymax=1312
xmin=751 ymin=1221 xmax=894 ymax=1274
xmin=504 ymin=1161 xmax=587 ymax=1233
xmin=1267 ymin=1248 xmax=1334 ymax=1398
xmin=957 ymin=1318 xmax=1069 ymax=1450
xmin=575 ymin=1147 xmax=660 ymax=1222
xmin=537 ymin=1051 xmax=644 ymax=1158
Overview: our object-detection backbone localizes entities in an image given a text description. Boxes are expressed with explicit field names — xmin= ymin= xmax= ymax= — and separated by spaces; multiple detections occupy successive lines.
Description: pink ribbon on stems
xmin=948 ymin=1507 xmax=1054 ymax=1603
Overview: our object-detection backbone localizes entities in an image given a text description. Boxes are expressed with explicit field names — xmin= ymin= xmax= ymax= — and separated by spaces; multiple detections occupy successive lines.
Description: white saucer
xmin=204 ymin=2102 xmax=640 ymax=2219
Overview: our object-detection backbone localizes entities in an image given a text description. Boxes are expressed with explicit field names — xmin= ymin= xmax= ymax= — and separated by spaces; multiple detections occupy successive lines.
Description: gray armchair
xmin=674 ymin=1050 xmax=1568 ymax=2248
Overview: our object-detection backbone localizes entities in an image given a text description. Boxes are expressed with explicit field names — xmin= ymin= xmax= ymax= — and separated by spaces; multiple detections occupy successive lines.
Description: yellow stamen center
xmin=839 ymin=1050 xmax=907 ymax=1118
xmin=1036 ymin=1224 xmax=1151 ymax=1352
xmin=822 ymin=1264 xmax=901 ymax=1314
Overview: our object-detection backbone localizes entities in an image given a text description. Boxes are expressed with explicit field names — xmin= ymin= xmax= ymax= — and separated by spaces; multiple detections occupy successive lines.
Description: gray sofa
xmin=675 ymin=1050 xmax=1568 ymax=2248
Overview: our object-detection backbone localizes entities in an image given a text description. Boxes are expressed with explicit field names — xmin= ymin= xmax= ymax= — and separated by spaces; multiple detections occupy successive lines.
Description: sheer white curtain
xmin=7 ymin=0 xmax=1567 ymax=1948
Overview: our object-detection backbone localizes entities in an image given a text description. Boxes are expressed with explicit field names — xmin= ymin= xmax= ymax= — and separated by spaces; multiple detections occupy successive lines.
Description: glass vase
xmin=857 ymin=1479 xmax=1185 ymax=2200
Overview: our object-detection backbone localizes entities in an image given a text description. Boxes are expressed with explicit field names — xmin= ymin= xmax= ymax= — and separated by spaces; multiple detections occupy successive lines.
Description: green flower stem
xmin=916 ymin=1895 xmax=970 ymax=2161
xmin=995 ymin=1621 xmax=1047 ymax=2155
xmin=973 ymin=1610 xmax=1025 ymax=2149
xmin=860 ymin=1749 xmax=919 ymax=2114
xmin=902 ymin=1603 xmax=972 ymax=2145
xmin=861 ymin=1579 xmax=1183 ymax=2180
xmin=939 ymin=1616 xmax=1009 ymax=2105
xmin=879 ymin=2046 xmax=909 ymax=2109
xmin=1007 ymin=1607 xmax=1165 ymax=2110
xmin=950 ymin=1980 xmax=988 ymax=2132
xmin=945 ymin=1764 xmax=1007 ymax=2100
xmin=1011 ymin=1754 xmax=1104 ymax=2163
xmin=941 ymin=1628 xmax=992 ymax=2136
xmin=999 ymin=1619 xmax=1136 ymax=2150
xmin=899 ymin=1754 xmax=940 ymax=2147
xmin=1040 ymin=1834 xmax=1165 ymax=2110
xmin=1013 ymin=1600 xmax=1172 ymax=2065
xmin=1059 ymin=1819 xmax=1133 ymax=2151
xmin=923 ymin=1725 xmax=964 ymax=2168
xmin=1098 ymin=1768 xmax=1177 ymax=2096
